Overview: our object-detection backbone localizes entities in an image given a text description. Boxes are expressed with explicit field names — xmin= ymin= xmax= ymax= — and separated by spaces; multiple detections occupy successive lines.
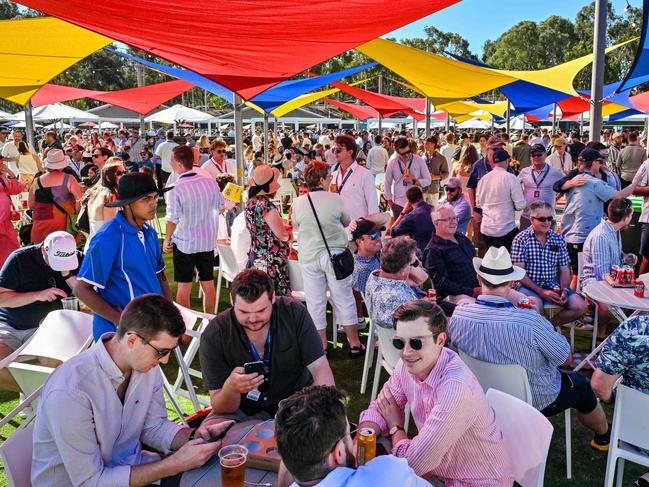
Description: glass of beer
xmin=219 ymin=444 xmax=248 ymax=487
xmin=61 ymin=297 xmax=80 ymax=311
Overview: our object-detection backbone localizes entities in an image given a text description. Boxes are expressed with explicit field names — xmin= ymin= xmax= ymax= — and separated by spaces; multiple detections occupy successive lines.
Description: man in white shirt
xmin=366 ymin=135 xmax=389 ymax=177
xmin=476 ymin=148 xmax=526 ymax=251
xmin=32 ymin=294 xmax=234 ymax=487
xmin=154 ymin=131 xmax=178 ymax=185
xmin=439 ymin=132 xmax=457 ymax=179
xmin=384 ymin=137 xmax=431 ymax=219
xmin=201 ymin=139 xmax=236 ymax=179
xmin=318 ymin=129 xmax=332 ymax=148
xmin=125 ymin=128 xmax=146 ymax=163
xmin=330 ymin=134 xmax=379 ymax=220
xmin=252 ymin=129 xmax=263 ymax=152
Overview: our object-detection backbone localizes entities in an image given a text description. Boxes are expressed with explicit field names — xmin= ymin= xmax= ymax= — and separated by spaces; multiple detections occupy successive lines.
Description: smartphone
xmin=244 ymin=360 xmax=265 ymax=376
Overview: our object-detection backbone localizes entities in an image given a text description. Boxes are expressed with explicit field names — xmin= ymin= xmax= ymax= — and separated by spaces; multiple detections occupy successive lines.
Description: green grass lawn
xmin=0 ymin=205 xmax=644 ymax=486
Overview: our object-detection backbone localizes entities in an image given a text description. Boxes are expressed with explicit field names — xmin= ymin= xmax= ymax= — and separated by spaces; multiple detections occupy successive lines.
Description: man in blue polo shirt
xmin=75 ymin=173 xmax=173 ymax=340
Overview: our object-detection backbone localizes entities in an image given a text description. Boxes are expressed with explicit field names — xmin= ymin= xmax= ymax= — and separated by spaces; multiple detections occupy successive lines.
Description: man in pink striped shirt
xmin=359 ymin=300 xmax=513 ymax=486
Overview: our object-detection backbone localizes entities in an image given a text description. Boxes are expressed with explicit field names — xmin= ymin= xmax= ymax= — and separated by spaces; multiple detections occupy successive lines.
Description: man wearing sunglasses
xmin=384 ymin=137 xmax=431 ymax=219
xmin=437 ymin=177 xmax=471 ymax=235
xmin=359 ymin=300 xmax=513 ymax=485
xmin=511 ymin=201 xmax=588 ymax=326
xmin=202 ymin=139 xmax=236 ymax=180
xmin=32 ymin=294 xmax=234 ymax=487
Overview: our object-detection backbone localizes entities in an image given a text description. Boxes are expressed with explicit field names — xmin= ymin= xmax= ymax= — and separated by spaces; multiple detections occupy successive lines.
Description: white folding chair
xmin=486 ymin=389 xmax=553 ymax=487
xmin=0 ymin=310 xmax=93 ymax=429
xmin=370 ymin=325 xmax=410 ymax=431
xmin=458 ymin=350 xmax=572 ymax=479
xmin=359 ymin=292 xmax=376 ymax=394
xmin=604 ymin=384 xmax=649 ymax=487
xmin=171 ymin=303 xmax=214 ymax=412
xmin=287 ymin=259 xmax=338 ymax=348
xmin=0 ymin=424 xmax=34 ymax=487
xmin=215 ymin=243 xmax=240 ymax=314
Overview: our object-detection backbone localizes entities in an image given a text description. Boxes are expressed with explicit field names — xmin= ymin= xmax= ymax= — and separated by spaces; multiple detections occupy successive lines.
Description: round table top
xmin=583 ymin=280 xmax=649 ymax=311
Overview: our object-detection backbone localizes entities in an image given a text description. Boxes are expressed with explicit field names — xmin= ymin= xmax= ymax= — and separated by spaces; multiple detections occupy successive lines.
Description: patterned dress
xmin=245 ymin=196 xmax=291 ymax=296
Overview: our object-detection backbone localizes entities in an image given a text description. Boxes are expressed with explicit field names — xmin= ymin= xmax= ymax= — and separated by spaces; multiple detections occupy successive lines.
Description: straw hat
xmin=473 ymin=246 xmax=525 ymax=285
xmin=249 ymin=165 xmax=280 ymax=197
xmin=45 ymin=149 xmax=70 ymax=170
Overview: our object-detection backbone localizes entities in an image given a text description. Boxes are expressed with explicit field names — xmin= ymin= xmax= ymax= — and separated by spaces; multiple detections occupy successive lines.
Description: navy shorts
xmin=540 ymin=370 xmax=598 ymax=417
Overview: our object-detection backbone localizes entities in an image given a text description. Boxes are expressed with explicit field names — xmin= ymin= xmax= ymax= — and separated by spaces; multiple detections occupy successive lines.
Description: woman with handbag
xmin=245 ymin=164 xmax=292 ymax=296
xmin=0 ymin=158 xmax=24 ymax=267
xmin=28 ymin=149 xmax=81 ymax=244
xmin=292 ymin=161 xmax=364 ymax=357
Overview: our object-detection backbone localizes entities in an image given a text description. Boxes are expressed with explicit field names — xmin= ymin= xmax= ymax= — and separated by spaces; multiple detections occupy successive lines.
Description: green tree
xmin=483 ymin=21 xmax=545 ymax=70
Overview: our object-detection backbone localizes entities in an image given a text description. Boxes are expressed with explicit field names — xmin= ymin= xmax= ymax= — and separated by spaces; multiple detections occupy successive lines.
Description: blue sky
xmin=389 ymin=0 xmax=632 ymax=55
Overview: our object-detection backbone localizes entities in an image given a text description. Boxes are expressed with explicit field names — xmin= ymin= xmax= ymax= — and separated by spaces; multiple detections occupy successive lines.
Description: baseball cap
xmin=487 ymin=135 xmax=504 ymax=149
xmin=43 ymin=231 xmax=78 ymax=271
xmin=530 ymin=143 xmax=546 ymax=154
xmin=444 ymin=177 xmax=462 ymax=189
xmin=492 ymin=148 xmax=511 ymax=164
xmin=578 ymin=148 xmax=603 ymax=163
xmin=351 ymin=218 xmax=385 ymax=242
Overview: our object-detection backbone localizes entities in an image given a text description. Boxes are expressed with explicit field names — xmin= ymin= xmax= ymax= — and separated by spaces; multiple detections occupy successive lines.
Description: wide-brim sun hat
xmin=45 ymin=149 xmax=70 ymax=170
xmin=105 ymin=172 xmax=171 ymax=207
xmin=248 ymin=165 xmax=280 ymax=197
xmin=473 ymin=246 xmax=525 ymax=285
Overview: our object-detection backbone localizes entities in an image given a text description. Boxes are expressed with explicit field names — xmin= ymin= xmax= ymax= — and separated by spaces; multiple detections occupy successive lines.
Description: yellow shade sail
xmin=270 ymin=79 xmax=368 ymax=118
xmin=0 ymin=17 xmax=112 ymax=105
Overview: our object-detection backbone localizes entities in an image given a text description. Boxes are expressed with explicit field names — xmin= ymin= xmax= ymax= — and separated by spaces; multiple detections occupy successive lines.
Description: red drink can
xmin=427 ymin=289 xmax=437 ymax=300
xmin=610 ymin=265 xmax=619 ymax=281
xmin=634 ymin=279 xmax=645 ymax=298
xmin=518 ymin=296 xmax=531 ymax=309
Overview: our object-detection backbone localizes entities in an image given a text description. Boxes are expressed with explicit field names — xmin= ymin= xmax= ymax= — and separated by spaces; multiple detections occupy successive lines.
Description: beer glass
xmin=61 ymin=297 xmax=80 ymax=311
xmin=219 ymin=444 xmax=247 ymax=487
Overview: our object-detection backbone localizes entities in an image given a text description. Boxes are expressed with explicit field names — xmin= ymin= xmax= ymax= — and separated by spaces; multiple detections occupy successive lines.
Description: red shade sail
xmin=630 ymin=90 xmax=649 ymax=112
xmin=323 ymin=98 xmax=379 ymax=120
xmin=19 ymin=0 xmax=460 ymax=100
xmin=331 ymin=82 xmax=423 ymax=119
xmin=31 ymin=80 xmax=194 ymax=115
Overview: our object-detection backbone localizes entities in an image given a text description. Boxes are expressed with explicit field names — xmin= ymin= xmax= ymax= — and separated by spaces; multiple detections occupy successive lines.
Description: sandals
xmin=348 ymin=344 xmax=366 ymax=358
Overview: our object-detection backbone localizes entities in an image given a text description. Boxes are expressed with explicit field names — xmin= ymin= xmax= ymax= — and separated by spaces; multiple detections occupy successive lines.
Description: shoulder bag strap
xmin=306 ymin=193 xmax=333 ymax=259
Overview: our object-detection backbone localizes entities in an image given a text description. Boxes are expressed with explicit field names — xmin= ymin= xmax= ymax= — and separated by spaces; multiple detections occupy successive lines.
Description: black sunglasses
xmin=130 ymin=332 xmax=178 ymax=359
xmin=397 ymin=149 xmax=412 ymax=156
xmin=392 ymin=334 xmax=437 ymax=350
xmin=214 ymin=149 xmax=225 ymax=154
xmin=92 ymin=154 xmax=101 ymax=158
xmin=365 ymin=232 xmax=379 ymax=240
xmin=332 ymin=147 xmax=345 ymax=153
xmin=532 ymin=216 xmax=554 ymax=223
xmin=444 ymin=186 xmax=459 ymax=192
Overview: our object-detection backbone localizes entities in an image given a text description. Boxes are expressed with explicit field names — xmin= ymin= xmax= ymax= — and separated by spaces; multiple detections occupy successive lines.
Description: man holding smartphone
xmin=199 ymin=269 xmax=335 ymax=425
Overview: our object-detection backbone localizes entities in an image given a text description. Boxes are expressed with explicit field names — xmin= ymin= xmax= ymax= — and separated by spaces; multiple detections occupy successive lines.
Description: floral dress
xmin=245 ymin=196 xmax=291 ymax=296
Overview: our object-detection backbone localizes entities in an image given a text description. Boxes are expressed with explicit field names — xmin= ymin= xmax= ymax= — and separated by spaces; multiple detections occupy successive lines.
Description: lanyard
xmin=530 ymin=165 xmax=549 ymax=189
xmin=476 ymin=299 xmax=515 ymax=308
xmin=211 ymin=158 xmax=225 ymax=173
xmin=178 ymin=171 xmax=196 ymax=180
xmin=397 ymin=155 xmax=413 ymax=175
xmin=336 ymin=167 xmax=354 ymax=193
xmin=247 ymin=329 xmax=272 ymax=366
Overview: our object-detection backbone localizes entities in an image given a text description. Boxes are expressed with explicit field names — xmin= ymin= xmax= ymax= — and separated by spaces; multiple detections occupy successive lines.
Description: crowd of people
xmin=0 ymin=121 xmax=645 ymax=486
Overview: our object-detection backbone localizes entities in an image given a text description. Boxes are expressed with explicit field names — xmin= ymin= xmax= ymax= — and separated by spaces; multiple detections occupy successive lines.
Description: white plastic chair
xmin=604 ymin=384 xmax=649 ymax=487
xmin=0 ymin=424 xmax=34 ymax=487
xmin=0 ymin=310 xmax=93 ymax=429
xmin=458 ymin=350 xmax=572 ymax=479
xmin=486 ymin=389 xmax=553 ymax=487
xmin=171 ymin=303 xmax=214 ymax=412
xmin=215 ymin=243 xmax=240 ymax=314
xmin=370 ymin=325 xmax=410 ymax=431
xmin=359 ymin=292 xmax=376 ymax=394
xmin=287 ymin=259 xmax=338 ymax=348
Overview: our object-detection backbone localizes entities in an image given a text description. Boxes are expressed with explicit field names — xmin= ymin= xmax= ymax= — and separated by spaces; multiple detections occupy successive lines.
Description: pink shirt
xmin=360 ymin=348 xmax=514 ymax=487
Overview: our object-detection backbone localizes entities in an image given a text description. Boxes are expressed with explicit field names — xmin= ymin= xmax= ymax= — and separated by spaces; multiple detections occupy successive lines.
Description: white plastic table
xmin=577 ymin=280 xmax=649 ymax=371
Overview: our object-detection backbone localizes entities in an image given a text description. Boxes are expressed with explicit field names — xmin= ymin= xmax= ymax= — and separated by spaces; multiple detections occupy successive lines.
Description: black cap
xmin=492 ymin=148 xmax=511 ymax=164
xmin=578 ymin=148 xmax=603 ymax=164
xmin=530 ymin=143 xmax=546 ymax=154
xmin=105 ymin=173 xmax=170 ymax=207
xmin=351 ymin=218 xmax=385 ymax=241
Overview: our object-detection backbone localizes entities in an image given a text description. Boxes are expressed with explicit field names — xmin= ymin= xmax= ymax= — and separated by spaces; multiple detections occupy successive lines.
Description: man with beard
xmin=198 ymin=269 xmax=334 ymax=426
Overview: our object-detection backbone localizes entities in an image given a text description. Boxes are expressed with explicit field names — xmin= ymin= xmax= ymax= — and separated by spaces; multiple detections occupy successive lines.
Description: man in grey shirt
xmin=617 ymin=131 xmax=646 ymax=187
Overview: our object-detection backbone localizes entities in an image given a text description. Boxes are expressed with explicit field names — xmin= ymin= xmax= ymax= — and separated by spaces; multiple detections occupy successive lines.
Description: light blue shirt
xmin=560 ymin=173 xmax=616 ymax=244
xmin=290 ymin=456 xmax=430 ymax=487
xmin=439 ymin=193 xmax=471 ymax=235
xmin=580 ymin=218 xmax=623 ymax=288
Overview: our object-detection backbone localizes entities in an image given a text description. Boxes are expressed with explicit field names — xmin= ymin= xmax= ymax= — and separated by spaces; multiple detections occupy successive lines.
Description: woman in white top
xmin=16 ymin=140 xmax=44 ymax=188
xmin=81 ymin=159 xmax=126 ymax=247
xmin=546 ymin=137 xmax=572 ymax=174
xmin=291 ymin=160 xmax=364 ymax=356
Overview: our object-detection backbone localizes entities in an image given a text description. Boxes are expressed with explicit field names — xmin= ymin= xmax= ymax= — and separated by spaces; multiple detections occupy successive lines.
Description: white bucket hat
xmin=473 ymin=246 xmax=526 ymax=285
xmin=45 ymin=149 xmax=69 ymax=170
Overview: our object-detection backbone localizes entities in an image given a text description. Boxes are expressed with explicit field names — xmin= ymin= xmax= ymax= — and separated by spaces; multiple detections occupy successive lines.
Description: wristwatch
xmin=389 ymin=425 xmax=404 ymax=436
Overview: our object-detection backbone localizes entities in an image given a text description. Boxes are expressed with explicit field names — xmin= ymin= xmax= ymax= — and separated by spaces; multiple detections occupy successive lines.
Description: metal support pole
xmin=645 ymin=115 xmax=649 ymax=157
xmin=136 ymin=64 xmax=145 ymax=132
xmin=377 ymin=75 xmax=383 ymax=134
xmin=234 ymin=94 xmax=245 ymax=190
xmin=589 ymin=0 xmax=607 ymax=140
xmin=425 ymin=97 xmax=431 ymax=138
xmin=263 ymin=113 xmax=269 ymax=163
xmin=580 ymin=113 xmax=584 ymax=135
xmin=552 ymin=103 xmax=558 ymax=135
xmin=203 ymin=89 xmax=208 ymax=111
xmin=506 ymin=99 xmax=511 ymax=137
xmin=445 ymin=112 xmax=450 ymax=132
xmin=24 ymin=102 xmax=35 ymax=151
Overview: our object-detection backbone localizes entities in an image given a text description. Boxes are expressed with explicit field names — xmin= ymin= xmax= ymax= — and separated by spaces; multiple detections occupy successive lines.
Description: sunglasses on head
xmin=532 ymin=216 xmax=554 ymax=223
xmin=392 ymin=334 xmax=437 ymax=350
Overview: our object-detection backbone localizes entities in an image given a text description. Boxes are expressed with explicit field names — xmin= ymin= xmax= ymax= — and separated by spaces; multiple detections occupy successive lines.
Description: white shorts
xmin=301 ymin=249 xmax=357 ymax=330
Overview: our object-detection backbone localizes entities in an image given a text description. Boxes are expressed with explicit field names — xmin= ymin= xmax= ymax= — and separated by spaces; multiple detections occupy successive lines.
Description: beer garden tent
xmin=10 ymin=103 xmax=99 ymax=122
xmin=144 ymin=105 xmax=216 ymax=124
xmin=19 ymin=0 xmax=460 ymax=100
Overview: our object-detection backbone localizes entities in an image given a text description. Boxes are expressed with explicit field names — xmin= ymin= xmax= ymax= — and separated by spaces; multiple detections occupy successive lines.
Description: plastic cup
xmin=61 ymin=297 xmax=79 ymax=311
xmin=219 ymin=444 xmax=247 ymax=487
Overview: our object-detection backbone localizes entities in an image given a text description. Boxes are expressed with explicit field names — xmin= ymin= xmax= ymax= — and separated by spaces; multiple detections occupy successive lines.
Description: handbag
xmin=306 ymin=193 xmax=354 ymax=280
xmin=75 ymin=203 xmax=90 ymax=234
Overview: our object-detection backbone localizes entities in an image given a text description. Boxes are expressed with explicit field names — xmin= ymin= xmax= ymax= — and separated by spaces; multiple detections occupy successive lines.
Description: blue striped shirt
xmin=580 ymin=218 xmax=622 ymax=288
xmin=165 ymin=172 xmax=224 ymax=254
xmin=448 ymin=295 xmax=571 ymax=410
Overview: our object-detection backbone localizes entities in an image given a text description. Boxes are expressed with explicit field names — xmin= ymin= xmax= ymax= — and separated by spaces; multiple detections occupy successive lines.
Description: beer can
xmin=628 ymin=266 xmax=636 ymax=284
xmin=428 ymin=289 xmax=437 ymax=300
xmin=329 ymin=183 xmax=338 ymax=193
xmin=517 ymin=296 xmax=531 ymax=309
xmin=552 ymin=286 xmax=561 ymax=295
xmin=357 ymin=427 xmax=376 ymax=466
xmin=402 ymin=167 xmax=410 ymax=186
xmin=610 ymin=265 xmax=619 ymax=281
xmin=634 ymin=279 xmax=645 ymax=298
